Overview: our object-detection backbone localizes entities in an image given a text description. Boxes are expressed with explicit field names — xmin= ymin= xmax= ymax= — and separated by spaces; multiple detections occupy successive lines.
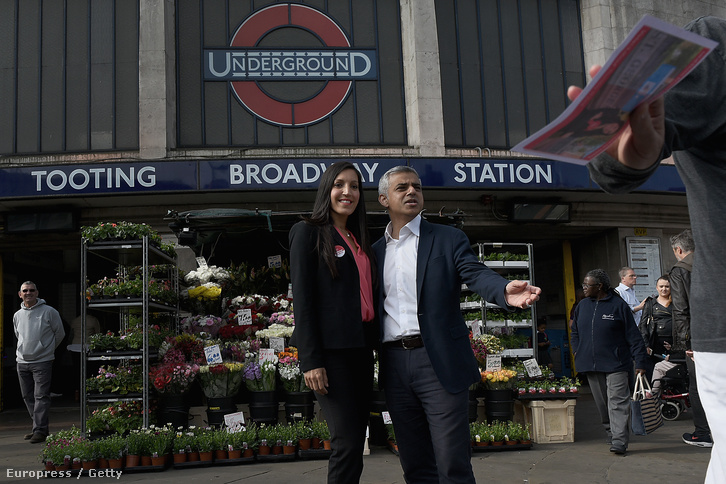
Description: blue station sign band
xmin=0 ymin=159 xmax=684 ymax=199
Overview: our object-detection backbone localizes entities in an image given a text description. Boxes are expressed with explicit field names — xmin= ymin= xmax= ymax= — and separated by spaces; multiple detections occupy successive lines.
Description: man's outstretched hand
xmin=505 ymin=280 xmax=542 ymax=309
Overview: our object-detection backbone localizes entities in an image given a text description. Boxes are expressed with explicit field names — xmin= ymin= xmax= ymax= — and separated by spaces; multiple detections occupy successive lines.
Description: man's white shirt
xmin=615 ymin=282 xmax=642 ymax=326
xmin=382 ymin=215 xmax=421 ymax=343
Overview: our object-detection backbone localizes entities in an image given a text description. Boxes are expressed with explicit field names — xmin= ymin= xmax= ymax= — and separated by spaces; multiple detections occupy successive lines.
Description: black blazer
xmin=289 ymin=221 xmax=376 ymax=372
xmin=373 ymin=218 xmax=511 ymax=393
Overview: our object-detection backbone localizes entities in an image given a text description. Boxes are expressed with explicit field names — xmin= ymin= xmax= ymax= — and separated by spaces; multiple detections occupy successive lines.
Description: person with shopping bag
xmin=571 ymin=269 xmax=649 ymax=455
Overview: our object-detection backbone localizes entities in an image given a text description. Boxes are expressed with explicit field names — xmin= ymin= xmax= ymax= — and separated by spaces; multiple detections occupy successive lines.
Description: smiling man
xmin=13 ymin=281 xmax=65 ymax=444
xmin=373 ymin=165 xmax=540 ymax=483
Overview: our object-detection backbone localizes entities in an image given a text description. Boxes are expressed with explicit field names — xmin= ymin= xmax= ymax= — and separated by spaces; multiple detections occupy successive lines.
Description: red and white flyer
xmin=511 ymin=15 xmax=718 ymax=165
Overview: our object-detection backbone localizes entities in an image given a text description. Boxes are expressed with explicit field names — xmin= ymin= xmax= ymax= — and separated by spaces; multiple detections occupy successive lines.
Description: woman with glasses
xmin=571 ymin=269 xmax=649 ymax=455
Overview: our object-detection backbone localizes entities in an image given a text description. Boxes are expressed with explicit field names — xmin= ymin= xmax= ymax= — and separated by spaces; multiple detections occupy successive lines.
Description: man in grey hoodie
xmin=13 ymin=281 xmax=65 ymax=444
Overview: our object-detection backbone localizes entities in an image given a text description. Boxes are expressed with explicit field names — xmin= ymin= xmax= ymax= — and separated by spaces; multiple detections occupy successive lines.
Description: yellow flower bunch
xmin=480 ymin=369 xmax=518 ymax=390
xmin=481 ymin=369 xmax=517 ymax=382
xmin=188 ymin=283 xmax=222 ymax=300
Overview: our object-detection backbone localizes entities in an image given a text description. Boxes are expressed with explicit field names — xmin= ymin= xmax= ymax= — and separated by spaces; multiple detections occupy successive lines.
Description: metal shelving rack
xmin=79 ymin=236 xmax=178 ymax=433
xmin=477 ymin=242 xmax=537 ymax=360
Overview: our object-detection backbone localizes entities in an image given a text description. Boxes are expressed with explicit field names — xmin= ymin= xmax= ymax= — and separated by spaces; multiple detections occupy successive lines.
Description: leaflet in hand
xmin=511 ymin=15 xmax=717 ymax=165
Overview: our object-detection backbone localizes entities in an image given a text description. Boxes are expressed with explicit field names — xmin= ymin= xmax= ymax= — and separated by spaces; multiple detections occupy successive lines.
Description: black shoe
xmin=29 ymin=432 xmax=47 ymax=444
xmin=24 ymin=433 xmax=33 ymax=440
xmin=682 ymin=433 xmax=713 ymax=448
xmin=609 ymin=443 xmax=626 ymax=454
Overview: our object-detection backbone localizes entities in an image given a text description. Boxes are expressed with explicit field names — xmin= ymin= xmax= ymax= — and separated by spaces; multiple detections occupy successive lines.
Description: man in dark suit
xmin=373 ymin=165 xmax=541 ymax=483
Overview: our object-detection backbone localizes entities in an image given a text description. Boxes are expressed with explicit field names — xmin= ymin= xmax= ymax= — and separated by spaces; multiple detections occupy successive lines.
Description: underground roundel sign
xmin=203 ymin=3 xmax=378 ymax=127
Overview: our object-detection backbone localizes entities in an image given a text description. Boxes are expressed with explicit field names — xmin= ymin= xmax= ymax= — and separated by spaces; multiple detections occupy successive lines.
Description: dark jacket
xmin=373 ymin=218 xmax=510 ymax=393
xmin=670 ymin=252 xmax=693 ymax=356
xmin=571 ymin=290 xmax=649 ymax=373
xmin=289 ymin=221 xmax=378 ymax=372
xmin=638 ymin=295 xmax=657 ymax=349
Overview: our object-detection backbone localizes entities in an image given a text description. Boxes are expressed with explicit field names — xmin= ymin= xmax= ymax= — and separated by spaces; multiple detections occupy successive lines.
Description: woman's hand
xmin=304 ymin=368 xmax=329 ymax=395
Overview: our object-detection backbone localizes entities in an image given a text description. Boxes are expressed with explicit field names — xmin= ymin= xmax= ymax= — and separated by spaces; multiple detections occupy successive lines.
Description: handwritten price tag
xmin=269 ymin=337 xmax=285 ymax=353
xmin=259 ymin=348 xmax=276 ymax=363
xmin=204 ymin=344 xmax=223 ymax=365
xmin=268 ymin=255 xmax=282 ymax=268
xmin=224 ymin=412 xmax=245 ymax=429
xmin=485 ymin=354 xmax=502 ymax=372
xmin=237 ymin=309 xmax=252 ymax=326
xmin=523 ymin=358 xmax=542 ymax=377
xmin=382 ymin=411 xmax=392 ymax=425
xmin=196 ymin=257 xmax=208 ymax=269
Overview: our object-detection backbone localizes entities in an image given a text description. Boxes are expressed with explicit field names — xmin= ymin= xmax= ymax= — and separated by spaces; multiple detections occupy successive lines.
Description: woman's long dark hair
xmin=303 ymin=161 xmax=376 ymax=279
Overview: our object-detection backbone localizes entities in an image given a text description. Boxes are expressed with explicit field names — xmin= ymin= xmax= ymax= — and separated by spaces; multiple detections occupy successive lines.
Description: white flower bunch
xmin=278 ymin=363 xmax=301 ymax=381
xmin=185 ymin=265 xmax=231 ymax=285
xmin=256 ymin=323 xmax=294 ymax=339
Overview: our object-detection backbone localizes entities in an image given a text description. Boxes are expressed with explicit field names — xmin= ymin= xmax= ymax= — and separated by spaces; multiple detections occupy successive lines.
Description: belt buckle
xmin=401 ymin=336 xmax=418 ymax=350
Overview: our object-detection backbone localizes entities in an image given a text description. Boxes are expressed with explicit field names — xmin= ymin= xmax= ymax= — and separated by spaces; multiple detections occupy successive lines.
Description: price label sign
xmin=382 ymin=411 xmax=392 ymax=425
xmin=470 ymin=320 xmax=481 ymax=338
xmin=204 ymin=344 xmax=223 ymax=365
xmin=267 ymin=255 xmax=282 ymax=268
xmin=269 ymin=336 xmax=285 ymax=354
xmin=523 ymin=358 xmax=542 ymax=378
xmin=485 ymin=354 xmax=502 ymax=372
xmin=196 ymin=257 xmax=208 ymax=269
xmin=224 ymin=412 xmax=245 ymax=429
xmin=237 ymin=309 xmax=253 ymax=326
xmin=259 ymin=348 xmax=276 ymax=363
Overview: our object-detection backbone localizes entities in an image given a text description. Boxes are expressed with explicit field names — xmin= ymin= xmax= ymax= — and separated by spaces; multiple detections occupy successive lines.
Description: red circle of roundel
xmin=230 ymin=3 xmax=352 ymax=127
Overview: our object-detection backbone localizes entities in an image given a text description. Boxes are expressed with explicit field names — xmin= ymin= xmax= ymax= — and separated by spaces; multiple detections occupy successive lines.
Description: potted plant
xmin=195 ymin=428 xmax=216 ymax=462
xmin=277 ymin=423 xmax=297 ymax=455
xmin=312 ymin=421 xmax=331 ymax=450
xmin=125 ymin=429 xmax=146 ymax=467
xmin=256 ymin=424 xmax=274 ymax=455
xmin=212 ymin=427 xmax=230 ymax=460
xmin=294 ymin=421 xmax=314 ymax=450
xmin=489 ymin=421 xmax=507 ymax=445
xmin=386 ymin=423 xmax=398 ymax=453
xmin=99 ymin=434 xmax=126 ymax=468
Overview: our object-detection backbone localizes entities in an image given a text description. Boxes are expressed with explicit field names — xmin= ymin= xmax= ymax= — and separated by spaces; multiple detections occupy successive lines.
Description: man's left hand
xmin=504 ymin=281 xmax=542 ymax=308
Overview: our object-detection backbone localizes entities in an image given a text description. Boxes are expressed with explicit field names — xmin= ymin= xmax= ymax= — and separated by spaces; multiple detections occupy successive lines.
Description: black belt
xmin=383 ymin=335 xmax=424 ymax=350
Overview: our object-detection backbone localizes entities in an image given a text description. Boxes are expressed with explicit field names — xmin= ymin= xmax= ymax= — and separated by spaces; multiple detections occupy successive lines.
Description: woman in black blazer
xmin=289 ymin=161 xmax=377 ymax=483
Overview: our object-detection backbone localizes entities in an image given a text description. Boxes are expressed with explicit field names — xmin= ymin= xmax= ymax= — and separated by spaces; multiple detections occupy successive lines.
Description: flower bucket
xmin=206 ymin=396 xmax=237 ymax=428
xmin=284 ymin=391 xmax=315 ymax=423
xmin=311 ymin=437 xmax=322 ymax=449
xmin=484 ymin=389 xmax=514 ymax=424
xmin=249 ymin=391 xmax=279 ymax=425
xmin=141 ymin=456 xmax=152 ymax=467
xmin=82 ymin=460 xmax=98 ymax=470
xmin=199 ymin=451 xmax=213 ymax=463
xmin=298 ymin=438 xmax=312 ymax=450
xmin=323 ymin=440 xmax=332 ymax=450
xmin=151 ymin=456 xmax=166 ymax=467
xmin=228 ymin=449 xmax=242 ymax=459
xmin=97 ymin=458 xmax=109 ymax=469
xmin=107 ymin=458 xmax=123 ymax=469
xmin=215 ymin=450 xmax=227 ymax=460
xmin=272 ymin=445 xmax=283 ymax=455
xmin=158 ymin=393 xmax=190 ymax=429
xmin=187 ymin=451 xmax=200 ymax=462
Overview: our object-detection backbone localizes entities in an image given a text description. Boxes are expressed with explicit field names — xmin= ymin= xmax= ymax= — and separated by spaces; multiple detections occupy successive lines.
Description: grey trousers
xmin=587 ymin=371 xmax=631 ymax=447
xmin=17 ymin=361 xmax=54 ymax=435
